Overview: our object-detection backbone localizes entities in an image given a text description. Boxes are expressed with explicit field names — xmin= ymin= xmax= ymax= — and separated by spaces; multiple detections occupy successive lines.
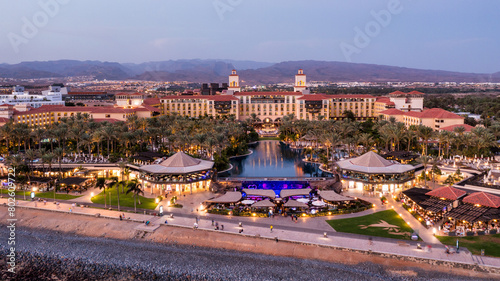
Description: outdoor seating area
xmin=139 ymin=152 xmax=214 ymax=196
xmin=204 ymin=180 xmax=369 ymax=217
xmin=337 ymin=151 xmax=419 ymax=194
xmin=402 ymin=186 xmax=500 ymax=236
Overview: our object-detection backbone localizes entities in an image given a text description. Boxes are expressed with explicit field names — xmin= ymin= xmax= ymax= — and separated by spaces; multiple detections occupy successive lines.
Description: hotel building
xmin=161 ymin=70 xmax=378 ymax=122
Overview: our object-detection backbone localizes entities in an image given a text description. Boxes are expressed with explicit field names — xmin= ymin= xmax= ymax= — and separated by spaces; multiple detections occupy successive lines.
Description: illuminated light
xmin=32 ymin=187 xmax=37 ymax=192
xmin=155 ymin=198 xmax=159 ymax=204
xmin=302 ymin=213 xmax=306 ymax=217
xmin=252 ymin=213 xmax=256 ymax=217
xmin=90 ymin=192 xmax=94 ymax=197
xmin=328 ymin=212 xmax=332 ymax=215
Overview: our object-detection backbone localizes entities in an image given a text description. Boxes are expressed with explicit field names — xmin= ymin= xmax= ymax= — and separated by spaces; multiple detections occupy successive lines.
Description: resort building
xmin=0 ymin=85 xmax=66 ymax=108
xmin=374 ymin=91 xmax=424 ymax=113
xmin=161 ymin=69 xmax=378 ymax=122
xmin=3 ymin=103 xmax=157 ymax=127
xmin=138 ymin=151 xmax=214 ymax=196
xmin=379 ymin=108 xmax=465 ymax=130
xmin=336 ymin=151 xmax=419 ymax=194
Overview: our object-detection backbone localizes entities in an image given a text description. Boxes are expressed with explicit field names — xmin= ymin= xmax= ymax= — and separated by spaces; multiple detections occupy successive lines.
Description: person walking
xmin=270 ymin=225 xmax=273 ymax=233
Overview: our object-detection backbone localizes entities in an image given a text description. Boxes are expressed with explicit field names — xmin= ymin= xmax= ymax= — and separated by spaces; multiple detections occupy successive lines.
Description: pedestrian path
xmin=3 ymin=198 xmax=500 ymax=270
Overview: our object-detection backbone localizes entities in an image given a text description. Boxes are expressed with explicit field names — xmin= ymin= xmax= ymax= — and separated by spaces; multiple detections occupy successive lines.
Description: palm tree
xmin=417 ymin=125 xmax=434 ymax=155
xmin=53 ymin=147 xmax=64 ymax=178
xmin=125 ymin=179 xmax=143 ymax=213
xmin=417 ymin=155 xmax=432 ymax=187
xmin=95 ymin=177 xmax=107 ymax=208
xmin=106 ymin=177 xmax=118 ymax=209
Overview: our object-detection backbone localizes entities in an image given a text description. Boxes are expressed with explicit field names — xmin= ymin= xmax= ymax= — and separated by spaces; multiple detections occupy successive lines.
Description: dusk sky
xmin=1 ymin=0 xmax=499 ymax=73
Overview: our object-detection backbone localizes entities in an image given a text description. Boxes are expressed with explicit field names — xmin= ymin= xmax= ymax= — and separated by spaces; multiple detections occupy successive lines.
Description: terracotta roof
xmin=93 ymin=118 xmax=122 ymax=123
xmin=379 ymin=109 xmax=404 ymax=115
xmin=143 ymin=98 xmax=161 ymax=105
xmin=234 ymin=91 xmax=302 ymax=96
xmin=439 ymin=124 xmax=474 ymax=132
xmin=407 ymin=91 xmax=425 ymax=95
xmin=463 ymin=192 xmax=500 ymax=208
xmin=116 ymin=92 xmax=143 ymax=97
xmin=327 ymin=94 xmax=375 ymax=99
xmin=383 ymin=108 xmax=463 ymax=120
xmin=425 ymin=186 xmax=467 ymax=200
xmin=161 ymin=95 xmax=238 ymax=101
xmin=68 ymin=92 xmax=107 ymax=95
xmin=296 ymin=94 xmax=329 ymax=101
xmin=375 ymin=97 xmax=395 ymax=105
xmin=389 ymin=91 xmax=406 ymax=96
xmin=134 ymin=105 xmax=159 ymax=112
xmin=419 ymin=108 xmax=463 ymax=119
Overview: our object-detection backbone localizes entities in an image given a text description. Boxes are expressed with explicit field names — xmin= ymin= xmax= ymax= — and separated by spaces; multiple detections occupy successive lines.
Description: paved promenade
xmin=3 ymin=197 xmax=500 ymax=270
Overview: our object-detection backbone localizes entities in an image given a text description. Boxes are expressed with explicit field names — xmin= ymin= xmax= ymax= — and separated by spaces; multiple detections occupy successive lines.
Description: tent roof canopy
xmin=205 ymin=192 xmax=242 ymax=204
xmin=242 ymin=189 xmax=276 ymax=199
xmin=252 ymin=199 xmax=276 ymax=208
xmin=284 ymin=199 xmax=308 ymax=208
xmin=425 ymin=186 xmax=466 ymax=200
xmin=336 ymin=151 xmax=416 ymax=174
xmin=318 ymin=190 xmax=355 ymax=202
xmin=280 ymin=189 xmax=311 ymax=198
xmin=140 ymin=152 xmax=214 ymax=174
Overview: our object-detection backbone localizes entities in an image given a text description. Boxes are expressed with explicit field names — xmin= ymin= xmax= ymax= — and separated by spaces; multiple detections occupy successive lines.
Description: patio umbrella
xmin=241 ymin=199 xmax=256 ymax=205
xmin=296 ymin=198 xmax=310 ymax=204
xmin=312 ymin=200 xmax=326 ymax=207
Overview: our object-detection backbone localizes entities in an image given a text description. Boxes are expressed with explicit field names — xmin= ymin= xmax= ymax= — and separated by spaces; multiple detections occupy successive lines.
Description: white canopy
xmin=296 ymin=198 xmax=310 ymax=204
xmin=205 ymin=192 xmax=242 ymax=203
xmin=241 ymin=199 xmax=256 ymax=205
xmin=284 ymin=199 xmax=308 ymax=208
xmin=252 ymin=199 xmax=275 ymax=208
xmin=280 ymin=189 xmax=311 ymax=198
xmin=140 ymin=151 xmax=214 ymax=174
xmin=242 ymin=188 xmax=276 ymax=199
xmin=312 ymin=200 xmax=327 ymax=207
xmin=318 ymin=190 xmax=355 ymax=202
xmin=336 ymin=151 xmax=415 ymax=174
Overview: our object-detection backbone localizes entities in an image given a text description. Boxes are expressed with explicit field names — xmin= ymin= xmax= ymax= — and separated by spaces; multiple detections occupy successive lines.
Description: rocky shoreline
xmin=1 ymin=226 xmax=497 ymax=281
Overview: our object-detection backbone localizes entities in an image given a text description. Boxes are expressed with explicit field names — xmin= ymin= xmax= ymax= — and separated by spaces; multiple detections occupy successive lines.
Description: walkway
xmin=3 ymin=197 xmax=500 ymax=270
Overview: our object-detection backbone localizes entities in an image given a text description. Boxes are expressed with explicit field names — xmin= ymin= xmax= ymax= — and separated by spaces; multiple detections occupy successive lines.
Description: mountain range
xmin=1 ymin=59 xmax=499 ymax=84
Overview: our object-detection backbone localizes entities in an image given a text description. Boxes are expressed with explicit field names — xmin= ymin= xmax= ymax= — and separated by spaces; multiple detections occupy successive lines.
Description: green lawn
xmin=436 ymin=234 xmax=500 ymax=257
xmin=259 ymin=137 xmax=280 ymax=140
xmin=91 ymin=185 xmax=158 ymax=210
xmin=0 ymin=189 xmax=82 ymax=200
xmin=36 ymin=191 xmax=82 ymax=200
xmin=326 ymin=209 xmax=415 ymax=240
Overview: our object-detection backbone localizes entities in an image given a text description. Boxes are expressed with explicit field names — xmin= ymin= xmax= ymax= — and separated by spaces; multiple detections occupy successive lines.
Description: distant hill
xmin=238 ymin=61 xmax=499 ymax=84
xmin=0 ymin=59 xmax=498 ymax=83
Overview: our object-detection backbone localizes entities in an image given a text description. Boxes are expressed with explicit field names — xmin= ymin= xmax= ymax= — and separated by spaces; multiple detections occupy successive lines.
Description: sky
xmin=0 ymin=0 xmax=499 ymax=73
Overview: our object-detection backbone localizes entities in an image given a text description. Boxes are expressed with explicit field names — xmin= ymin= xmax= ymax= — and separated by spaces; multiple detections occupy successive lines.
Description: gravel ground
xmin=0 ymin=226 xmax=495 ymax=281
